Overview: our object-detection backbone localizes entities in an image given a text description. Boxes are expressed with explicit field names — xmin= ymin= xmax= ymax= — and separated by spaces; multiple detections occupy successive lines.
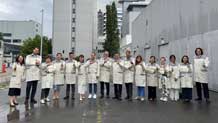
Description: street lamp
xmin=40 ymin=9 xmax=44 ymax=57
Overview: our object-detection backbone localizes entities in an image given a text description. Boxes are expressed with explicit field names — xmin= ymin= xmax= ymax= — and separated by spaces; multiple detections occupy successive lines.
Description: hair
xmin=169 ymin=55 xmax=176 ymax=61
xmin=79 ymin=54 xmax=84 ymax=58
xmin=69 ymin=52 xmax=74 ymax=55
xmin=56 ymin=53 xmax=62 ymax=56
xmin=150 ymin=56 xmax=156 ymax=63
xmin=16 ymin=55 xmax=25 ymax=65
xmin=181 ymin=55 xmax=190 ymax=64
xmin=135 ymin=55 xmax=143 ymax=65
xmin=195 ymin=48 xmax=204 ymax=56
xmin=160 ymin=57 xmax=166 ymax=61
xmin=45 ymin=55 xmax=52 ymax=61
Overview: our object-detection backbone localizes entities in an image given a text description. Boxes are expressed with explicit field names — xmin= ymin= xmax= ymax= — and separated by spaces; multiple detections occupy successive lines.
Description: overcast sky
xmin=0 ymin=0 xmax=115 ymax=38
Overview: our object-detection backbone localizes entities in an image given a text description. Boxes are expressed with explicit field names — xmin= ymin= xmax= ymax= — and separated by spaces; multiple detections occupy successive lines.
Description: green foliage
xmin=104 ymin=1 xmax=120 ymax=57
xmin=0 ymin=32 xmax=3 ymax=40
xmin=20 ymin=35 xmax=52 ymax=57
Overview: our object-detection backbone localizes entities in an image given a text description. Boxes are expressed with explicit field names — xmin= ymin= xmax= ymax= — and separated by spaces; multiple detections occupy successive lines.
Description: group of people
xmin=8 ymin=47 xmax=210 ymax=107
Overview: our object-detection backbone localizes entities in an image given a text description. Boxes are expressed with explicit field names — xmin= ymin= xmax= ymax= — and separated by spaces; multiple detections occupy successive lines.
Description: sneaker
xmin=31 ymin=99 xmax=37 ymax=104
xmin=141 ymin=98 xmax=145 ymax=101
xmin=93 ymin=94 xmax=97 ymax=99
xmin=63 ymin=96 xmax=69 ymax=100
xmin=162 ymin=97 xmax=168 ymax=102
xmin=40 ymin=99 xmax=45 ymax=104
xmin=45 ymin=98 xmax=50 ymax=102
xmin=160 ymin=97 xmax=164 ymax=101
xmin=134 ymin=96 xmax=140 ymax=100
xmin=88 ymin=94 xmax=92 ymax=99
xmin=79 ymin=96 xmax=83 ymax=101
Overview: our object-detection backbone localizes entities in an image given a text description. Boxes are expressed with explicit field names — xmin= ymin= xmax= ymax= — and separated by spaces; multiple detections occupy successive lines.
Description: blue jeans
xmin=137 ymin=87 xmax=145 ymax=97
xmin=89 ymin=83 xmax=97 ymax=94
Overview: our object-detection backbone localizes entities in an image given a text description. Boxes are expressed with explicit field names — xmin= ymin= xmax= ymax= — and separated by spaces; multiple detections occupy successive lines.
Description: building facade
xmin=131 ymin=0 xmax=218 ymax=91
xmin=53 ymin=0 xmax=97 ymax=59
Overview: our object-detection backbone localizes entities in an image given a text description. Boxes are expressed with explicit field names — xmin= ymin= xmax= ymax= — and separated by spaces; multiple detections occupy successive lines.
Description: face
xmin=136 ymin=56 xmax=142 ymax=63
xmin=91 ymin=53 xmax=96 ymax=60
xmin=114 ymin=54 xmax=120 ymax=60
xmin=45 ymin=58 xmax=51 ymax=63
xmin=56 ymin=54 xmax=62 ymax=61
xmin=183 ymin=57 xmax=188 ymax=64
xmin=170 ymin=56 xmax=176 ymax=63
xmin=150 ymin=57 xmax=155 ymax=63
xmin=126 ymin=50 xmax=131 ymax=58
xmin=18 ymin=56 xmax=24 ymax=63
xmin=104 ymin=51 xmax=109 ymax=58
xmin=33 ymin=48 xmax=39 ymax=55
xmin=79 ymin=56 xmax=84 ymax=62
xmin=160 ymin=58 xmax=166 ymax=65
xmin=196 ymin=49 xmax=202 ymax=56
xmin=69 ymin=53 xmax=75 ymax=60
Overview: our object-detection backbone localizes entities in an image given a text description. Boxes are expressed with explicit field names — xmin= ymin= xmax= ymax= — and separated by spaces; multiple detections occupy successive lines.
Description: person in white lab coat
xmin=40 ymin=56 xmax=55 ymax=104
xmin=8 ymin=55 xmax=25 ymax=107
xmin=134 ymin=55 xmax=146 ymax=101
xmin=146 ymin=56 xmax=159 ymax=101
xmin=64 ymin=52 xmax=78 ymax=100
xmin=86 ymin=53 xmax=100 ymax=99
xmin=53 ymin=53 xmax=66 ymax=100
xmin=99 ymin=51 xmax=112 ymax=99
xmin=158 ymin=57 xmax=170 ymax=102
xmin=168 ymin=55 xmax=180 ymax=101
xmin=77 ymin=55 xmax=87 ymax=101
xmin=194 ymin=48 xmax=210 ymax=103
xmin=179 ymin=55 xmax=193 ymax=102
xmin=112 ymin=53 xmax=124 ymax=101
xmin=123 ymin=49 xmax=135 ymax=101
xmin=25 ymin=47 xmax=42 ymax=104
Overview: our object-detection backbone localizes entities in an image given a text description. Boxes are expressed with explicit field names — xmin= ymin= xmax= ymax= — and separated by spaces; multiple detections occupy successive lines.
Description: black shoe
xmin=10 ymin=103 xmax=16 ymax=107
xmin=195 ymin=98 xmax=202 ymax=101
xmin=100 ymin=95 xmax=104 ymax=99
xmin=64 ymin=96 xmax=69 ymax=100
xmin=117 ymin=97 xmax=122 ymax=101
xmin=128 ymin=98 xmax=133 ymax=101
xmin=30 ymin=99 xmax=37 ymax=104
xmin=106 ymin=95 xmax=110 ymax=99
xmin=13 ymin=102 xmax=19 ymax=105
xmin=112 ymin=97 xmax=117 ymax=99
xmin=125 ymin=97 xmax=129 ymax=100
xmin=71 ymin=97 xmax=75 ymax=100
xmin=206 ymin=99 xmax=211 ymax=103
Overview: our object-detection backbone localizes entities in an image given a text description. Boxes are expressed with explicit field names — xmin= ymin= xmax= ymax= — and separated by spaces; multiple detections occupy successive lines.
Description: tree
xmin=104 ymin=2 xmax=120 ymax=57
xmin=20 ymin=35 xmax=52 ymax=57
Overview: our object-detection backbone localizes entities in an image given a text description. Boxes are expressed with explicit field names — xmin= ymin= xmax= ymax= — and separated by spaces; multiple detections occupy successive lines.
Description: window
xmin=36 ymin=29 xmax=38 ymax=32
xmin=72 ymin=18 xmax=76 ymax=23
xmin=3 ymin=39 xmax=11 ymax=43
xmin=72 ymin=0 xmax=76 ymax=4
xmin=71 ymin=47 xmax=75 ymax=52
xmin=13 ymin=39 xmax=22 ymax=43
xmin=3 ymin=33 xmax=12 ymax=37
xmin=72 ymin=27 xmax=75 ymax=32
xmin=72 ymin=37 xmax=75 ymax=42
xmin=72 ymin=9 xmax=76 ymax=14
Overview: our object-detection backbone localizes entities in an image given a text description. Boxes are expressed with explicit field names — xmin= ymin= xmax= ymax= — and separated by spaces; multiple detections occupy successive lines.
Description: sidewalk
xmin=0 ymin=68 xmax=12 ymax=84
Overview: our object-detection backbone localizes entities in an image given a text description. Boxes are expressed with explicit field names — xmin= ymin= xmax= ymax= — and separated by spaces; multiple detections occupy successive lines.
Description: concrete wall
xmin=132 ymin=0 xmax=218 ymax=91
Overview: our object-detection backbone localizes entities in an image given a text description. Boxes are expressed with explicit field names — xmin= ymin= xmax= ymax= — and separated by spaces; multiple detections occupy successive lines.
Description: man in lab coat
xmin=25 ymin=47 xmax=42 ymax=104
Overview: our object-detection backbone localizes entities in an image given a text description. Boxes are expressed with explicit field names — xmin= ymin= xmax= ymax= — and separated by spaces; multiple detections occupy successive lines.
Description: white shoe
xmin=160 ymin=97 xmax=164 ymax=101
xmin=93 ymin=94 xmax=97 ymax=99
xmin=88 ymin=94 xmax=92 ymax=99
xmin=40 ymin=99 xmax=45 ymax=104
xmin=45 ymin=98 xmax=50 ymax=102
xmin=79 ymin=96 xmax=83 ymax=101
xmin=162 ymin=97 xmax=168 ymax=102
xmin=141 ymin=98 xmax=145 ymax=101
xmin=134 ymin=96 xmax=140 ymax=100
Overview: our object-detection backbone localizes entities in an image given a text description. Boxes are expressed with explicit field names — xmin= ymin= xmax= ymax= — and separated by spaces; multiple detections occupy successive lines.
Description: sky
xmin=0 ymin=0 xmax=120 ymax=38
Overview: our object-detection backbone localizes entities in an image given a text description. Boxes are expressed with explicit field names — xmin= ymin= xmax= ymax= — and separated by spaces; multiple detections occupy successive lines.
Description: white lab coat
xmin=65 ymin=60 xmax=78 ymax=84
xmin=99 ymin=58 xmax=112 ymax=83
xmin=123 ymin=57 xmax=135 ymax=83
xmin=135 ymin=62 xmax=146 ymax=87
xmin=40 ymin=63 xmax=55 ymax=89
xmin=77 ymin=62 xmax=87 ymax=86
xmin=53 ymin=60 xmax=66 ymax=85
xmin=158 ymin=65 xmax=170 ymax=89
xmin=9 ymin=63 xmax=25 ymax=88
xmin=86 ymin=60 xmax=100 ymax=84
xmin=112 ymin=60 xmax=124 ymax=85
xmin=193 ymin=56 xmax=209 ymax=83
xmin=146 ymin=63 xmax=159 ymax=87
xmin=168 ymin=63 xmax=180 ymax=89
xmin=179 ymin=63 xmax=193 ymax=88
xmin=25 ymin=54 xmax=41 ymax=82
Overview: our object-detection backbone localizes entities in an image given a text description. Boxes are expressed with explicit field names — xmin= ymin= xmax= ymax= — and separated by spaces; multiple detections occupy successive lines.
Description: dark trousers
xmin=196 ymin=82 xmax=209 ymax=99
xmin=114 ymin=84 xmax=122 ymax=98
xmin=182 ymin=88 xmax=192 ymax=100
xmin=125 ymin=83 xmax=133 ymax=99
xmin=26 ymin=81 xmax=38 ymax=100
xmin=41 ymin=88 xmax=50 ymax=99
xmin=148 ymin=86 xmax=156 ymax=100
xmin=65 ymin=84 xmax=75 ymax=97
xmin=100 ymin=81 xmax=110 ymax=97
xmin=89 ymin=83 xmax=97 ymax=94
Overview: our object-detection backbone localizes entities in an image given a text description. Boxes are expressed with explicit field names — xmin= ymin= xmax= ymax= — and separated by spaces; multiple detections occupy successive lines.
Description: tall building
xmin=98 ymin=9 xmax=104 ymax=37
xmin=0 ymin=20 xmax=41 ymax=45
xmin=53 ymin=0 xmax=97 ymax=58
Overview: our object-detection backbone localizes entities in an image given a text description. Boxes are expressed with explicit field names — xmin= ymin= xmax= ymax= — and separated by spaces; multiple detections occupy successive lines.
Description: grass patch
xmin=0 ymin=82 xmax=9 ymax=90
